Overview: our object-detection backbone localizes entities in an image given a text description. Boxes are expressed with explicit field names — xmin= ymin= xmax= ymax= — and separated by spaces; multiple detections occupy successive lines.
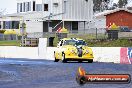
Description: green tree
xmin=118 ymin=0 xmax=128 ymax=8
xmin=93 ymin=0 xmax=110 ymax=12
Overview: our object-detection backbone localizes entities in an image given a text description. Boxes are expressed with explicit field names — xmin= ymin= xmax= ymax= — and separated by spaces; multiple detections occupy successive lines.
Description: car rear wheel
xmin=62 ymin=53 xmax=67 ymax=63
xmin=88 ymin=59 xmax=93 ymax=63
xmin=54 ymin=58 xmax=59 ymax=62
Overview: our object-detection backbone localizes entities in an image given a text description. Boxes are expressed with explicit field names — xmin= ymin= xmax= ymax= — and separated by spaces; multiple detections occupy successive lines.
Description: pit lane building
xmin=0 ymin=0 xmax=94 ymax=33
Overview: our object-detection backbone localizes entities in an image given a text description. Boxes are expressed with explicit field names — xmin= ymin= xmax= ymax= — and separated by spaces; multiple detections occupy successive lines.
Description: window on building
xmin=3 ymin=21 xmax=19 ymax=29
xmin=27 ymin=2 xmax=30 ymax=11
xmin=26 ymin=2 xmax=31 ymax=11
xmin=17 ymin=3 xmax=20 ymax=13
xmin=53 ymin=3 xmax=59 ymax=7
xmin=23 ymin=2 xmax=25 ymax=12
xmin=72 ymin=22 xmax=78 ymax=31
xmin=20 ymin=3 xmax=22 ymax=12
xmin=12 ymin=21 xmax=19 ymax=29
xmin=36 ymin=4 xmax=42 ymax=11
xmin=3 ymin=21 xmax=11 ymax=29
xmin=44 ymin=4 xmax=48 ymax=11
xmin=33 ymin=1 xmax=36 ymax=11
xmin=29 ymin=2 xmax=31 ymax=11
xmin=25 ymin=2 xmax=28 ymax=12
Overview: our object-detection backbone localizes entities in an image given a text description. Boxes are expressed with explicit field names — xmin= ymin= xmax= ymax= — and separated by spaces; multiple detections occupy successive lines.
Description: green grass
xmin=68 ymin=33 xmax=108 ymax=40
xmin=53 ymin=36 xmax=132 ymax=47
xmin=66 ymin=34 xmax=132 ymax=47
xmin=0 ymin=40 xmax=20 ymax=46
xmin=0 ymin=37 xmax=132 ymax=47
xmin=86 ymin=39 xmax=132 ymax=47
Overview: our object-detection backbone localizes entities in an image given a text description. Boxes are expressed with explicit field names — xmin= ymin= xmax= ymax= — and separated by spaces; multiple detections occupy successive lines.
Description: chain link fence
xmin=68 ymin=28 xmax=107 ymax=39
xmin=0 ymin=28 xmax=132 ymax=41
xmin=27 ymin=32 xmax=56 ymax=38
xmin=25 ymin=28 xmax=132 ymax=39
xmin=26 ymin=28 xmax=108 ymax=39
xmin=0 ymin=34 xmax=20 ymax=41
xmin=0 ymin=28 xmax=132 ymax=47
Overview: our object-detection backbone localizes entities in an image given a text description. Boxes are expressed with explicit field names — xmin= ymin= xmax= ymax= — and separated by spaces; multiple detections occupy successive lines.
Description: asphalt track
xmin=0 ymin=58 xmax=131 ymax=88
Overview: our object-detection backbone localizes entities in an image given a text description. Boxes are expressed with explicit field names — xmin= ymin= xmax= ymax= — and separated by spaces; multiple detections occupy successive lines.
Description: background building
xmin=0 ymin=15 xmax=23 ymax=33
xmin=95 ymin=8 xmax=132 ymax=29
xmin=0 ymin=0 xmax=94 ymax=33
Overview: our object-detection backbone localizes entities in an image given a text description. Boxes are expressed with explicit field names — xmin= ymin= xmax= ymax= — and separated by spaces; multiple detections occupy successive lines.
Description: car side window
xmin=57 ymin=40 xmax=63 ymax=47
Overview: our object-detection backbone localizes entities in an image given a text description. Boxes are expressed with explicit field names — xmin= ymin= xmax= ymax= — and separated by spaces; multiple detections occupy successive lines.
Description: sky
xmin=113 ymin=0 xmax=119 ymax=3
xmin=0 ymin=0 xmax=17 ymax=14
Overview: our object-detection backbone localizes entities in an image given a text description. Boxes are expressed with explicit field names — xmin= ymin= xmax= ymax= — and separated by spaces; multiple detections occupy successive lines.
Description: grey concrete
xmin=0 ymin=58 xmax=131 ymax=88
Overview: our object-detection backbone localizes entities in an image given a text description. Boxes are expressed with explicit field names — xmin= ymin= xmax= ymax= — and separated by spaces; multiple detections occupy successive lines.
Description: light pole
xmin=47 ymin=13 xmax=52 ymax=32
xmin=20 ymin=19 xmax=26 ymax=46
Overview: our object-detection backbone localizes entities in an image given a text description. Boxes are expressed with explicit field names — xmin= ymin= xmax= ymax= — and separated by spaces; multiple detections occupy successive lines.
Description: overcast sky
xmin=113 ymin=0 xmax=119 ymax=3
xmin=0 ymin=0 xmax=17 ymax=14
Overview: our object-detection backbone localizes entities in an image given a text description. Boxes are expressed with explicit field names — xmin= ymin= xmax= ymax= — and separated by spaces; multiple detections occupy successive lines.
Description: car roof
xmin=61 ymin=38 xmax=84 ymax=41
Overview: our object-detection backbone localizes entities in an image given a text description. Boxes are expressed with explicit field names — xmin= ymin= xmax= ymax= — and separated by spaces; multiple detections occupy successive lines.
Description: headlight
xmin=85 ymin=50 xmax=89 ymax=54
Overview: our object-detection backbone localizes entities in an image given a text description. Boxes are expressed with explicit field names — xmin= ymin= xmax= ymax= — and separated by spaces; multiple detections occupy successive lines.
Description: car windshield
xmin=63 ymin=40 xmax=87 ymax=46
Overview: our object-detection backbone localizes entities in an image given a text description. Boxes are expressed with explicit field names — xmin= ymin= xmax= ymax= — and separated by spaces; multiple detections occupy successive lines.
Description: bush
xmin=0 ymin=30 xmax=6 ymax=34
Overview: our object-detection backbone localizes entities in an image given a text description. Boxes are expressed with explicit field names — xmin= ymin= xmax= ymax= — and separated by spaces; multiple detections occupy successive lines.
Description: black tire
xmin=62 ymin=53 xmax=67 ymax=63
xmin=54 ymin=52 xmax=59 ymax=62
xmin=78 ymin=60 xmax=82 ymax=63
xmin=54 ymin=58 xmax=59 ymax=62
xmin=88 ymin=59 xmax=93 ymax=63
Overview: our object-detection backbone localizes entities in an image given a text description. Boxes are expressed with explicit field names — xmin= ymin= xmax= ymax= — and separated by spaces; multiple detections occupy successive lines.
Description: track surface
xmin=0 ymin=58 xmax=131 ymax=88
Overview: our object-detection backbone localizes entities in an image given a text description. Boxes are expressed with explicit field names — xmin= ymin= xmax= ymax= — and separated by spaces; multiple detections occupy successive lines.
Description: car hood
xmin=62 ymin=45 xmax=91 ymax=49
xmin=61 ymin=45 xmax=93 ymax=54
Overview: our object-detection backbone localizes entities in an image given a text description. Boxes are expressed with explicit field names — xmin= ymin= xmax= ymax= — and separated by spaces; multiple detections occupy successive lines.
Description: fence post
xmin=16 ymin=35 xmax=18 ymax=40
xmin=96 ymin=28 xmax=97 ymax=39
xmin=84 ymin=21 xmax=85 ymax=34
xmin=2 ymin=34 xmax=5 ymax=40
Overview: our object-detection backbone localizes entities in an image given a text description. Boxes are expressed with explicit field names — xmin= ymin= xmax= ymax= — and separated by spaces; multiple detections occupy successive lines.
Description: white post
xmin=38 ymin=38 xmax=47 ymax=59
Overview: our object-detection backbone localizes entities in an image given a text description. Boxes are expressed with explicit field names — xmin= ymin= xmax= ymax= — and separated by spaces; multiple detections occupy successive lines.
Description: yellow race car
xmin=54 ymin=38 xmax=94 ymax=63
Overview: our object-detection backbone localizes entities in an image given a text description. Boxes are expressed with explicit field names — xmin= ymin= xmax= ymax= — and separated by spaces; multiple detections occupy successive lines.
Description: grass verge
xmin=53 ymin=37 xmax=132 ymax=47
xmin=0 ymin=40 xmax=20 ymax=46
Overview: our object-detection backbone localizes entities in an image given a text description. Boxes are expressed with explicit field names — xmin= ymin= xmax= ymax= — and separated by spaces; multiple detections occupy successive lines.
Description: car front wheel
xmin=62 ymin=53 xmax=67 ymax=63
xmin=54 ymin=58 xmax=59 ymax=62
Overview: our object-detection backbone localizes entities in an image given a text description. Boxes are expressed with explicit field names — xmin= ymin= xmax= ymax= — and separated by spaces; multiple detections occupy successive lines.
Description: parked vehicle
xmin=119 ymin=26 xmax=131 ymax=32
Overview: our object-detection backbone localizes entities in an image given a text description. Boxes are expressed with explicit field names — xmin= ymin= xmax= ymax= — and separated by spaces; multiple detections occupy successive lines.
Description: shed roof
xmin=95 ymin=8 xmax=132 ymax=18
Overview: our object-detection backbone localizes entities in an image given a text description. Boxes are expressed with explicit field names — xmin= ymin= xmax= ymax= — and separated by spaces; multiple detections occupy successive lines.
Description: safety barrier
xmin=0 ymin=38 xmax=131 ymax=64
xmin=0 ymin=46 xmax=131 ymax=64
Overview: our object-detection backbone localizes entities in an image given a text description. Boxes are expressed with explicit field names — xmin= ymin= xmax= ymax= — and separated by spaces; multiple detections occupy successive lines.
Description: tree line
xmin=93 ymin=0 xmax=128 ymax=12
